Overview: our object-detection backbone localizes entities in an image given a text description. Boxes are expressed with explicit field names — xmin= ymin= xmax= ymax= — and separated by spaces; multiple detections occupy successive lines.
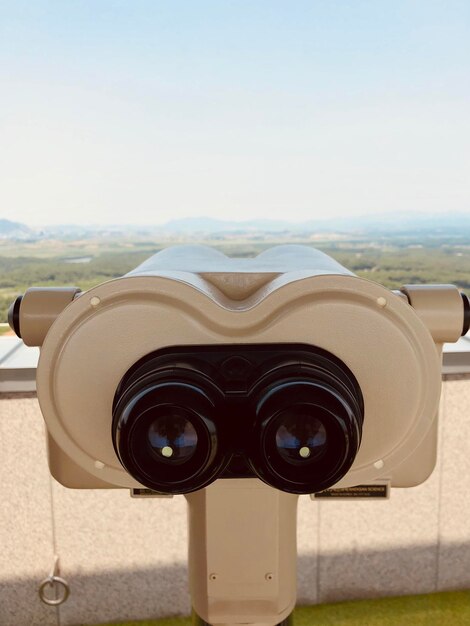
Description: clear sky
xmin=0 ymin=1 xmax=469 ymax=225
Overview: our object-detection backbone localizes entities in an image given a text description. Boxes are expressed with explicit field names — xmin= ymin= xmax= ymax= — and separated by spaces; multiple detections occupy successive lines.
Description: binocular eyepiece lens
xmin=112 ymin=371 xmax=226 ymax=494
xmin=147 ymin=413 xmax=198 ymax=464
xmin=112 ymin=344 xmax=364 ymax=495
xmin=249 ymin=356 xmax=364 ymax=494
xmin=275 ymin=410 xmax=327 ymax=464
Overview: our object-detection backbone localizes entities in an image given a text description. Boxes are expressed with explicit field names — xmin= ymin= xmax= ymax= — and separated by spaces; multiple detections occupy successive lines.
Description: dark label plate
xmin=314 ymin=483 xmax=389 ymax=499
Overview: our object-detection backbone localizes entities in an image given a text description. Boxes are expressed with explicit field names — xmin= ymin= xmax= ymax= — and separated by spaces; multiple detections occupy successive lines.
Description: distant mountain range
xmin=0 ymin=219 xmax=32 ymax=239
xmin=1 ymin=212 xmax=470 ymax=239
xmin=162 ymin=213 xmax=470 ymax=234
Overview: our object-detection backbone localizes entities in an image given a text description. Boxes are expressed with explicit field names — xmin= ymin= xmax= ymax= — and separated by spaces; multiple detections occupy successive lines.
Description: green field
xmin=95 ymin=591 xmax=470 ymax=626
xmin=2 ymin=235 xmax=470 ymax=324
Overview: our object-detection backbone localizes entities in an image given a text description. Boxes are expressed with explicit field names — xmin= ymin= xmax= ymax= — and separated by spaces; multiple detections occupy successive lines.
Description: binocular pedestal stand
xmin=185 ymin=479 xmax=299 ymax=626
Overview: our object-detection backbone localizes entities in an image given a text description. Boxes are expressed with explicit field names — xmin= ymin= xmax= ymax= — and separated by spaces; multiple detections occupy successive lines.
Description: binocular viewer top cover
xmin=9 ymin=244 xmax=469 ymax=495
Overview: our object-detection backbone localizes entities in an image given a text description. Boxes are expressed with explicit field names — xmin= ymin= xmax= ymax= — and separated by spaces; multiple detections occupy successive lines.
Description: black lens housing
xmin=113 ymin=367 xmax=227 ymax=494
xmin=248 ymin=371 xmax=363 ymax=494
xmin=112 ymin=344 xmax=364 ymax=495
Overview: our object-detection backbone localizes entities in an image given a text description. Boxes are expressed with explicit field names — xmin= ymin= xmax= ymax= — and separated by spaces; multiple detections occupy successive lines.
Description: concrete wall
xmin=1 ymin=378 xmax=470 ymax=626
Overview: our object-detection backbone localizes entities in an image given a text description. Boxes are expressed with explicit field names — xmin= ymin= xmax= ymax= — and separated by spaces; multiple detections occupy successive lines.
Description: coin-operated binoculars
xmin=8 ymin=245 xmax=470 ymax=626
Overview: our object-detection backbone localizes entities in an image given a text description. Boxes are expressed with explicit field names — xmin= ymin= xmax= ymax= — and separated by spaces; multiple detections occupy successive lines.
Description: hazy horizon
xmin=3 ymin=209 xmax=470 ymax=230
xmin=4 ymin=208 xmax=470 ymax=228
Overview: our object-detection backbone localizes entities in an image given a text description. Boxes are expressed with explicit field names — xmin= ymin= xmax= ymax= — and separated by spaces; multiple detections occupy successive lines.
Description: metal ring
xmin=38 ymin=576 xmax=70 ymax=606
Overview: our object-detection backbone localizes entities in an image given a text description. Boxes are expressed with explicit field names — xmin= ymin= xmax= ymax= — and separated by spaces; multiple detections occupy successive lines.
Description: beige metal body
xmin=27 ymin=246 xmax=462 ymax=491
xmin=10 ymin=245 xmax=466 ymax=626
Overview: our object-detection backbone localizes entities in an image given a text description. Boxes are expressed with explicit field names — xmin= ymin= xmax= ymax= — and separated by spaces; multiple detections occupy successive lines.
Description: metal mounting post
xmin=185 ymin=479 xmax=299 ymax=626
